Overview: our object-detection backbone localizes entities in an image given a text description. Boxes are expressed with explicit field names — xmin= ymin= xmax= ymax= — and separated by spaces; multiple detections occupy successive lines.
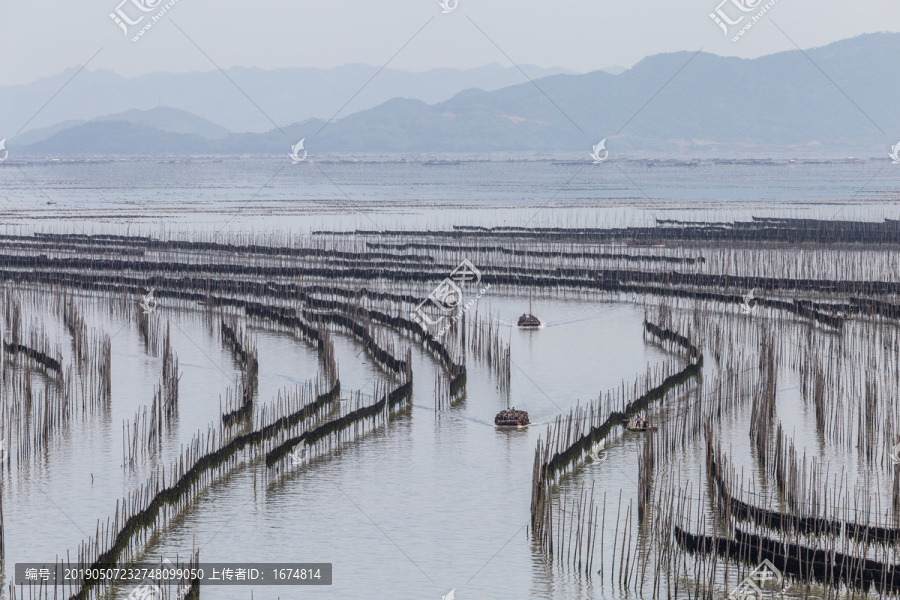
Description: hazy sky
xmin=1 ymin=0 xmax=899 ymax=85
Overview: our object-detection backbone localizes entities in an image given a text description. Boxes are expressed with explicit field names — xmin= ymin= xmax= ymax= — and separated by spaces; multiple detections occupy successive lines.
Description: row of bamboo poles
xmin=51 ymin=281 xmax=430 ymax=599
xmin=531 ymin=314 xmax=704 ymax=574
xmin=4 ymin=223 xmax=900 ymax=599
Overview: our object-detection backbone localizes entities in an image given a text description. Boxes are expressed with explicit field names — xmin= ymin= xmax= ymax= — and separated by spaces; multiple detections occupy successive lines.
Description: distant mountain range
xmin=6 ymin=34 xmax=900 ymax=156
xmin=12 ymin=107 xmax=232 ymax=147
xmin=0 ymin=63 xmax=581 ymax=136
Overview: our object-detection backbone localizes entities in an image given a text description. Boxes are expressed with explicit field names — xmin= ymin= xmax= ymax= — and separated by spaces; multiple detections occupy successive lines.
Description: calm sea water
xmin=1 ymin=159 xmax=897 ymax=599
xmin=2 ymin=292 xmax=671 ymax=600
xmin=0 ymin=157 xmax=898 ymax=234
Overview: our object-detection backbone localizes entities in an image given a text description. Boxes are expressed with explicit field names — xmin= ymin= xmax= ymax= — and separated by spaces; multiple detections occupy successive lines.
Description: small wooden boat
xmin=517 ymin=295 xmax=542 ymax=328
xmin=624 ymin=415 xmax=657 ymax=432
xmin=517 ymin=313 xmax=541 ymax=328
xmin=495 ymin=407 xmax=529 ymax=427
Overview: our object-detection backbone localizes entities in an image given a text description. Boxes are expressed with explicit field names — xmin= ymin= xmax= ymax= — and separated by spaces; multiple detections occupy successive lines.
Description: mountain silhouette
xmin=10 ymin=33 xmax=900 ymax=156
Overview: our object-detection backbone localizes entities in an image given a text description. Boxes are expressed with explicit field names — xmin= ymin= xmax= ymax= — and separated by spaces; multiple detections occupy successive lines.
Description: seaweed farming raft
xmin=5 ymin=219 xmax=900 ymax=600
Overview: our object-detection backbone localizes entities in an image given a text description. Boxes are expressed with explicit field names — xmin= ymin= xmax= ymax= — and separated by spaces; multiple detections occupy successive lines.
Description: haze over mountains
xmin=5 ymin=33 xmax=899 ymax=156
xmin=1 ymin=63 xmax=579 ymax=138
